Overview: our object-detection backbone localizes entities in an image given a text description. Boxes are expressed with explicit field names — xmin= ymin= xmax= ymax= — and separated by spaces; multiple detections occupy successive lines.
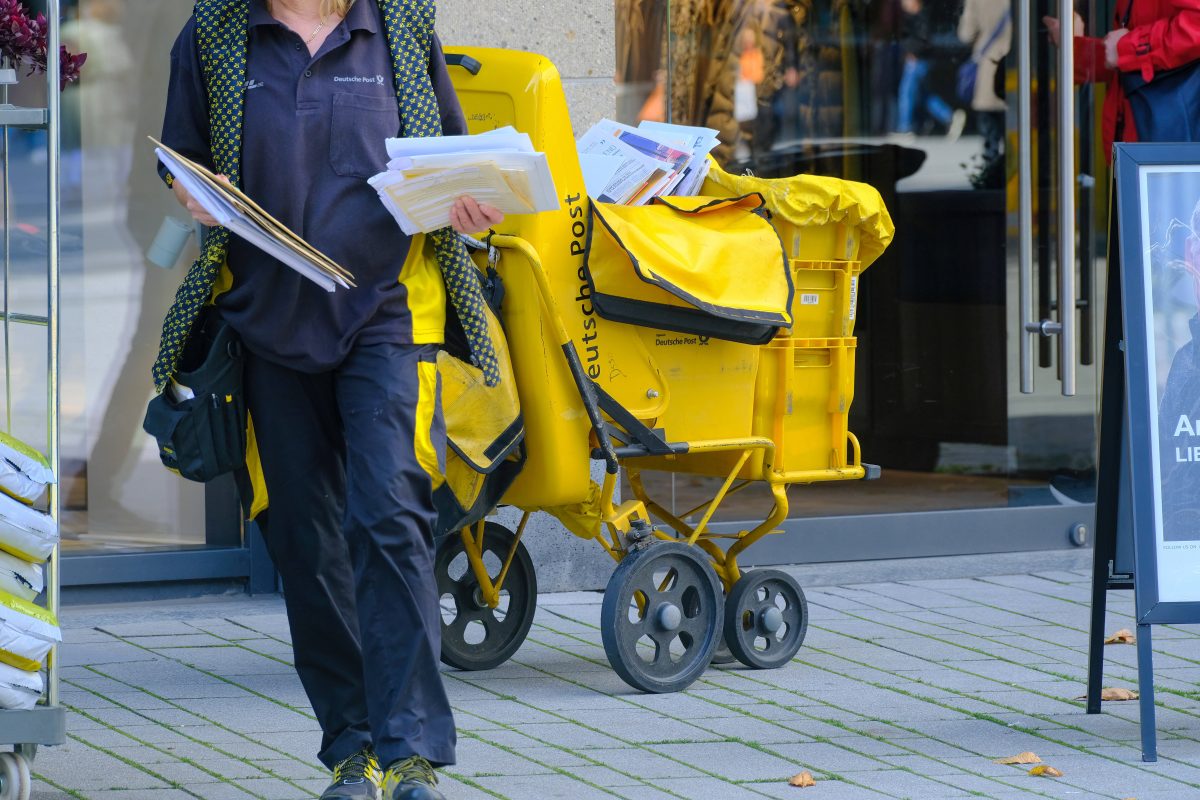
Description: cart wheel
xmin=725 ymin=569 xmax=808 ymax=669
xmin=0 ymin=752 xmax=30 ymax=800
xmin=13 ymin=755 xmax=28 ymax=800
xmin=601 ymin=542 xmax=724 ymax=693
xmin=437 ymin=522 xmax=537 ymax=671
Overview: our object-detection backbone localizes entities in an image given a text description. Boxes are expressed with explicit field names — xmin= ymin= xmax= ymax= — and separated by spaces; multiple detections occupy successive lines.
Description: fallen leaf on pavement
xmin=1105 ymin=629 xmax=1137 ymax=645
xmin=994 ymin=751 xmax=1042 ymax=765
xmin=788 ymin=771 xmax=816 ymax=787
xmin=1075 ymin=687 xmax=1139 ymax=701
xmin=1029 ymin=765 xmax=1064 ymax=777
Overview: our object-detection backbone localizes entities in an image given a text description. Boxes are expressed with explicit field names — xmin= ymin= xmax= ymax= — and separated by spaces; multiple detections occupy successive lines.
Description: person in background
xmin=958 ymin=0 xmax=1011 ymax=163
xmin=896 ymin=0 xmax=966 ymax=139
xmin=1046 ymin=0 xmax=1200 ymax=154
xmin=734 ymin=26 xmax=765 ymax=159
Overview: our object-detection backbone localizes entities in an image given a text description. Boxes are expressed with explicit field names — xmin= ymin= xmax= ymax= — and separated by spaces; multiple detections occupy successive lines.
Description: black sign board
xmin=1089 ymin=143 xmax=1200 ymax=762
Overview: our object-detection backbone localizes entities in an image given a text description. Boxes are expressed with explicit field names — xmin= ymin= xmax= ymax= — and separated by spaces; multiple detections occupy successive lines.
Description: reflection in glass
xmin=615 ymin=1 xmax=1101 ymax=522
xmin=0 ymin=0 xmax=211 ymax=553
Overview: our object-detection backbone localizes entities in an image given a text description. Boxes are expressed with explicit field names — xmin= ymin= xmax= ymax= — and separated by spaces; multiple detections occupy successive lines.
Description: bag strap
xmin=1121 ymin=0 xmax=1133 ymax=30
xmin=979 ymin=9 xmax=1012 ymax=58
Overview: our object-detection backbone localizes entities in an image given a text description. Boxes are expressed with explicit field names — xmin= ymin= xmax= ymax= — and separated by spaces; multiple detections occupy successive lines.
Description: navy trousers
xmin=244 ymin=341 xmax=456 ymax=770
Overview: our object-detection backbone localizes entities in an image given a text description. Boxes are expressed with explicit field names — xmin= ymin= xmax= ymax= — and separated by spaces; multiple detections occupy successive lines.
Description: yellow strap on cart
xmin=439 ymin=302 xmax=521 ymax=476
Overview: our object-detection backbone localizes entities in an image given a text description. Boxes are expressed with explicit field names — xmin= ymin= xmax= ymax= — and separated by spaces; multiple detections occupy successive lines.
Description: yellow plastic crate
xmin=774 ymin=217 xmax=863 ymax=263
xmin=753 ymin=337 xmax=856 ymax=477
xmin=789 ymin=260 xmax=862 ymax=339
xmin=636 ymin=331 xmax=761 ymax=444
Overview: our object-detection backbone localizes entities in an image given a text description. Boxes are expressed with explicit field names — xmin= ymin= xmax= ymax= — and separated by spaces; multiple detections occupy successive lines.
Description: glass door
xmin=614 ymin=0 xmax=1104 ymax=562
xmin=1 ymin=0 xmax=253 ymax=586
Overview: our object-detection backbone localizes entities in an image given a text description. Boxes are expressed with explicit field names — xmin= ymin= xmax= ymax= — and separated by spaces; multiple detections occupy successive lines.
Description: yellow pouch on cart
xmin=584 ymin=194 xmax=792 ymax=345
xmin=0 ymin=590 xmax=60 ymax=672
xmin=434 ymin=299 xmax=525 ymax=537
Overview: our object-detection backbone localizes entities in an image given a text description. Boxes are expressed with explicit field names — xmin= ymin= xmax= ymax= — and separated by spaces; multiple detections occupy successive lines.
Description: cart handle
xmin=487 ymin=233 xmax=620 ymax=474
xmin=446 ymin=53 xmax=482 ymax=75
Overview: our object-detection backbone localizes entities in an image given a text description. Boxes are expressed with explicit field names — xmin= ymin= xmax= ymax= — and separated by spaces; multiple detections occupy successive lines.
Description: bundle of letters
xmin=576 ymin=119 xmax=720 ymax=205
xmin=369 ymin=127 xmax=559 ymax=235
xmin=0 ymin=432 xmax=60 ymax=711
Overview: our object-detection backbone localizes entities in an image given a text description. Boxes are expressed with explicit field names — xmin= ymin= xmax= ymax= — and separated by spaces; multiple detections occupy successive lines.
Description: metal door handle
xmin=1019 ymin=0 xmax=1078 ymax=397
xmin=1018 ymin=0 xmax=1034 ymax=393
xmin=1056 ymin=0 xmax=1077 ymax=396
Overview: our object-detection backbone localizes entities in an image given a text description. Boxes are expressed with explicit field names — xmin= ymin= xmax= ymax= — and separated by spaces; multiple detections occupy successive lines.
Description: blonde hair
xmin=321 ymin=0 xmax=354 ymax=17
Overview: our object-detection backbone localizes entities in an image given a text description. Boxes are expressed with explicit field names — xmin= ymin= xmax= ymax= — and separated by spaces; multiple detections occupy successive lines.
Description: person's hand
xmin=1104 ymin=28 xmax=1129 ymax=69
xmin=1043 ymin=13 xmax=1084 ymax=46
xmin=449 ymin=196 xmax=504 ymax=235
xmin=171 ymin=174 xmax=227 ymax=227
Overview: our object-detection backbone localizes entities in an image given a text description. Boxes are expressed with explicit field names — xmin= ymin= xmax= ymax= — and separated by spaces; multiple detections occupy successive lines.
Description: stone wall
xmin=437 ymin=0 xmax=615 ymax=137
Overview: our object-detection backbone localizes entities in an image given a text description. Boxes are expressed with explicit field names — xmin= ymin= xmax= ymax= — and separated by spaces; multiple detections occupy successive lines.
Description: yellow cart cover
xmin=585 ymin=194 xmax=792 ymax=345
xmin=434 ymin=299 xmax=525 ymax=535
xmin=703 ymin=159 xmax=895 ymax=269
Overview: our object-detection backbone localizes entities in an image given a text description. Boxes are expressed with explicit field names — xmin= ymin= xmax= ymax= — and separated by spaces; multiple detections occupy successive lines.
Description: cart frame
xmin=0 ymin=0 xmax=67 ymax=781
xmin=446 ymin=231 xmax=876 ymax=691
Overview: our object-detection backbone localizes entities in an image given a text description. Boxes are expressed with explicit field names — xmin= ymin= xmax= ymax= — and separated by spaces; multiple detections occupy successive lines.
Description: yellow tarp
xmin=439 ymin=301 xmax=521 ymax=475
xmin=703 ymin=159 xmax=895 ymax=270
xmin=587 ymin=194 xmax=792 ymax=330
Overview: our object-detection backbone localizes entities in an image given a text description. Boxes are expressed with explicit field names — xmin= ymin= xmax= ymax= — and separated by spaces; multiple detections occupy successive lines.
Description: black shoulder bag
xmin=142 ymin=308 xmax=247 ymax=482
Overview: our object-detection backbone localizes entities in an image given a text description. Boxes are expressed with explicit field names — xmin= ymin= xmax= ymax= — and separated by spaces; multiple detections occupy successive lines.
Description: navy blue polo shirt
xmin=160 ymin=0 xmax=466 ymax=372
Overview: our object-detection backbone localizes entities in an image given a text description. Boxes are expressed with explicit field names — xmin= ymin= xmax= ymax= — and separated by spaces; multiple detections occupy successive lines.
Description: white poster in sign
xmin=1138 ymin=165 xmax=1200 ymax=602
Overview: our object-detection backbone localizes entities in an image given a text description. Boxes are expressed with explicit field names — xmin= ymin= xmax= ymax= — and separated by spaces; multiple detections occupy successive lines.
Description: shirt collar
xmin=248 ymin=0 xmax=379 ymax=34
xmin=344 ymin=0 xmax=379 ymax=34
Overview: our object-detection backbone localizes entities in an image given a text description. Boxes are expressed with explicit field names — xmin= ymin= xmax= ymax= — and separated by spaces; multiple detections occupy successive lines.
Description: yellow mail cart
xmin=435 ymin=48 xmax=894 ymax=693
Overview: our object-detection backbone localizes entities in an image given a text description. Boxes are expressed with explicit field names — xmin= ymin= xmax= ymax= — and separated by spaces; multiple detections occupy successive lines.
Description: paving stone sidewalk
xmin=22 ymin=554 xmax=1200 ymax=800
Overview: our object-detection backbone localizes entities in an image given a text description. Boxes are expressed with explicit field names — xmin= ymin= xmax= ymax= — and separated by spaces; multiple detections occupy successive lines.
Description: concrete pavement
xmin=23 ymin=551 xmax=1200 ymax=799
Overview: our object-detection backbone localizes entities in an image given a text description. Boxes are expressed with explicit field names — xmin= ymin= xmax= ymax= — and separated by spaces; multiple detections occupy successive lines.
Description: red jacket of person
xmin=1073 ymin=0 xmax=1200 ymax=157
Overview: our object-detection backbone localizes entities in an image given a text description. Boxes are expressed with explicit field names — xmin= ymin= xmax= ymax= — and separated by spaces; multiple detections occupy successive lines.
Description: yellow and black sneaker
xmin=320 ymin=748 xmax=383 ymax=800
xmin=381 ymin=756 xmax=445 ymax=800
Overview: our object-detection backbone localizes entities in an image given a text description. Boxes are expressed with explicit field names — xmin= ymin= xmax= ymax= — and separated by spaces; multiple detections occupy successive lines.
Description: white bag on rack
xmin=0 ymin=590 xmax=60 ymax=670
xmin=0 ymin=550 xmax=42 ymax=603
xmin=0 ymin=460 xmax=47 ymax=505
xmin=0 ymin=661 xmax=42 ymax=711
xmin=0 ymin=492 xmax=57 ymax=562
xmin=0 ymin=432 xmax=53 ymax=505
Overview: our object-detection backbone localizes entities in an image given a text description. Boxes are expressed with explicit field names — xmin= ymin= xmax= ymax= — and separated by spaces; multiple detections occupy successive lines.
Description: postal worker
xmin=156 ymin=0 xmax=502 ymax=797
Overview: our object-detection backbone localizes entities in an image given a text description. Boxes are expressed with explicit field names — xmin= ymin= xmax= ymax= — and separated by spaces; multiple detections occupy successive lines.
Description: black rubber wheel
xmin=436 ymin=522 xmax=537 ymax=671
xmin=724 ymin=569 xmax=808 ymax=669
xmin=601 ymin=542 xmax=724 ymax=693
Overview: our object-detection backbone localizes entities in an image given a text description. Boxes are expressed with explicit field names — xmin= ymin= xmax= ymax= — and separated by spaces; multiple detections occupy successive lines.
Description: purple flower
xmin=0 ymin=0 xmax=84 ymax=89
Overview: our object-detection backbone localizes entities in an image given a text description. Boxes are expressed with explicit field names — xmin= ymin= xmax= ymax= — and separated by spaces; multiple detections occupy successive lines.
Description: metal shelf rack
xmin=0 ymin=0 xmax=67 ymax=793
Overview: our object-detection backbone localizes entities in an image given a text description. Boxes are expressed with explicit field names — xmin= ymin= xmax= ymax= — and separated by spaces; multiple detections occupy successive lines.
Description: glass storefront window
xmin=616 ymin=1 xmax=1106 ymax=526
xmin=5 ymin=0 xmax=212 ymax=555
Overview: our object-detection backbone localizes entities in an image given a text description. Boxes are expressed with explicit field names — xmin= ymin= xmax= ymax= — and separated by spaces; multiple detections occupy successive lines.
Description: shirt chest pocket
xmin=329 ymin=92 xmax=400 ymax=179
